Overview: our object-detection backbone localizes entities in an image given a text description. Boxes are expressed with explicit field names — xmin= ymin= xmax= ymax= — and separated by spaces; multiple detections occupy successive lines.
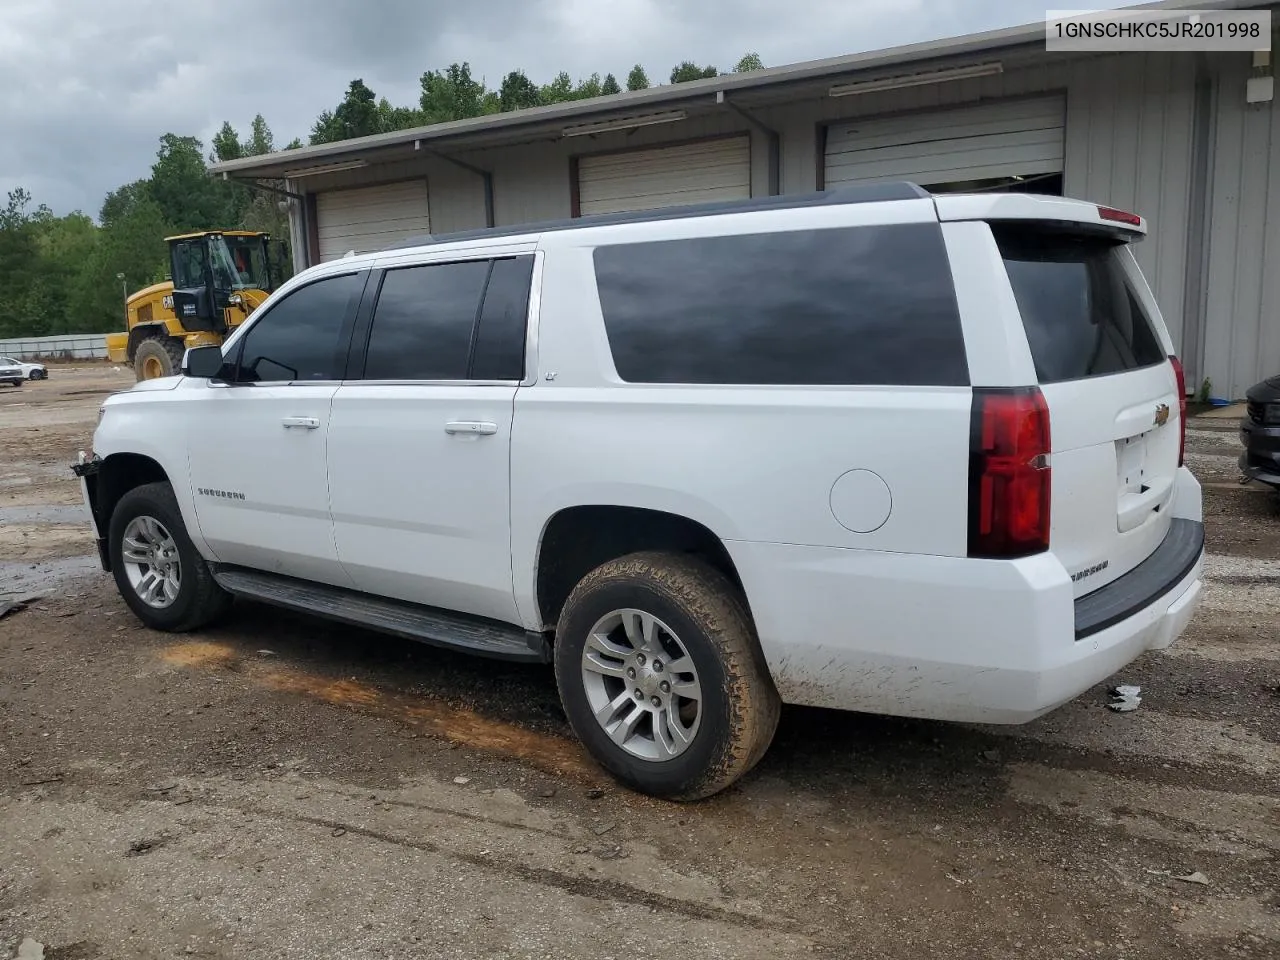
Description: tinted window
xmin=470 ymin=256 xmax=533 ymax=380
xmin=993 ymin=226 xmax=1165 ymax=383
xmin=593 ymin=224 xmax=967 ymax=386
xmin=236 ymin=271 xmax=364 ymax=382
xmin=364 ymin=260 xmax=489 ymax=380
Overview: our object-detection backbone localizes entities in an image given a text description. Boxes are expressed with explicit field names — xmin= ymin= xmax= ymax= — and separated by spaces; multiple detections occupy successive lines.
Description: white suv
xmin=74 ymin=184 xmax=1205 ymax=799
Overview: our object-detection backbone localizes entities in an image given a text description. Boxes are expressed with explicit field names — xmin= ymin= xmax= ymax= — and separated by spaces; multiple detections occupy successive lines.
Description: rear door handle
xmin=281 ymin=416 xmax=320 ymax=430
xmin=445 ymin=420 xmax=498 ymax=436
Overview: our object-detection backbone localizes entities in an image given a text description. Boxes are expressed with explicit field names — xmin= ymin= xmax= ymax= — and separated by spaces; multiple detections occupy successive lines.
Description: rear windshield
xmin=993 ymin=225 xmax=1165 ymax=383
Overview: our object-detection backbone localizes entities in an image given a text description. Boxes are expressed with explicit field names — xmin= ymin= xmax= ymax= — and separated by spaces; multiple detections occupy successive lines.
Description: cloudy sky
xmin=1 ymin=0 xmax=1130 ymax=218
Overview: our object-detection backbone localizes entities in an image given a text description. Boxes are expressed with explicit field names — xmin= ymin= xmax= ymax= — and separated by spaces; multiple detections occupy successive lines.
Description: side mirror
xmin=182 ymin=345 xmax=229 ymax=380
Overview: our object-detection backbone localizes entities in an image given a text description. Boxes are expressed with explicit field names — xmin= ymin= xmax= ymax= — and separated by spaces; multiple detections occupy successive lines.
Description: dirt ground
xmin=1 ymin=364 xmax=1277 ymax=960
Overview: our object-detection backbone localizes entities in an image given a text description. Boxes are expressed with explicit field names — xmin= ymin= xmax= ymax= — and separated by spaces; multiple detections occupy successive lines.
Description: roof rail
xmin=381 ymin=182 xmax=929 ymax=251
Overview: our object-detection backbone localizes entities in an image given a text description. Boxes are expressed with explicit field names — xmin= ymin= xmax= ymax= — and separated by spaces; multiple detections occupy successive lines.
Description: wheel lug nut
xmin=652 ymin=660 xmax=663 ymax=672
xmin=650 ymin=696 xmax=661 ymax=707
xmin=660 ymin=681 xmax=670 ymax=693
xmin=626 ymin=667 xmax=636 ymax=679
xmin=634 ymin=689 xmax=643 ymax=700
xmin=636 ymin=653 xmax=646 ymax=666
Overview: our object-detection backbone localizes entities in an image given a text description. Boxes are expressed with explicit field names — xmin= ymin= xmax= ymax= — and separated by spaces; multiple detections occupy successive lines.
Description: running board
xmin=211 ymin=567 xmax=550 ymax=664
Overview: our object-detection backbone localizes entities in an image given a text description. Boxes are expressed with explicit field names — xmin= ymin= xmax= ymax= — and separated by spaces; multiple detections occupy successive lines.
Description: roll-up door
xmin=824 ymin=96 xmax=1066 ymax=190
xmin=577 ymin=136 xmax=751 ymax=216
xmin=315 ymin=180 xmax=431 ymax=261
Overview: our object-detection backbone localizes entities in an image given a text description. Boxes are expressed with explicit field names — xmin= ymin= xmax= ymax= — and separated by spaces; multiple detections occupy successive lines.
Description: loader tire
xmin=134 ymin=336 xmax=186 ymax=381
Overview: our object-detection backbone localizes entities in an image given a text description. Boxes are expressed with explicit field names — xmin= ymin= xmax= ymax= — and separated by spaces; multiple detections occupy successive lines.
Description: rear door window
xmin=592 ymin=223 xmax=968 ymax=386
xmin=363 ymin=260 xmax=490 ymax=381
xmin=992 ymin=225 xmax=1165 ymax=383
xmin=360 ymin=256 xmax=533 ymax=382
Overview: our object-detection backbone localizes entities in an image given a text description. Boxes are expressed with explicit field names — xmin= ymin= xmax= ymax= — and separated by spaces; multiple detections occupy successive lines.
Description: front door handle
xmin=281 ymin=416 xmax=320 ymax=430
xmin=445 ymin=420 xmax=498 ymax=436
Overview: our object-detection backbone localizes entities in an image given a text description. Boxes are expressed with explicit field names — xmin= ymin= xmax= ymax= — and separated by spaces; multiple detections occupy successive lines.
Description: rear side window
xmin=993 ymin=225 xmax=1166 ymax=383
xmin=470 ymin=256 xmax=533 ymax=380
xmin=364 ymin=260 xmax=490 ymax=380
xmin=592 ymin=223 xmax=968 ymax=386
xmin=361 ymin=256 xmax=533 ymax=381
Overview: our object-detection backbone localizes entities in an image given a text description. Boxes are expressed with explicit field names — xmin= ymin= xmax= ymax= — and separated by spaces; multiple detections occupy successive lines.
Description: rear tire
xmin=133 ymin=337 xmax=185 ymax=381
xmin=554 ymin=551 xmax=780 ymax=801
xmin=108 ymin=481 xmax=232 ymax=632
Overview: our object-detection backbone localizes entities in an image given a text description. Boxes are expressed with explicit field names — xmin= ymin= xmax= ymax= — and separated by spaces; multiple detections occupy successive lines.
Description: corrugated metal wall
xmin=765 ymin=52 xmax=1198 ymax=363
xmin=1202 ymin=50 xmax=1280 ymax=399
xmin=293 ymin=43 xmax=1277 ymax=396
xmin=1062 ymin=53 xmax=1198 ymax=369
xmin=0 ymin=334 xmax=108 ymax=360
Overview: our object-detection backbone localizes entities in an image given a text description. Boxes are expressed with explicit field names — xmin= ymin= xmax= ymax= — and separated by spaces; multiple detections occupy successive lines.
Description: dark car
xmin=1240 ymin=374 xmax=1280 ymax=489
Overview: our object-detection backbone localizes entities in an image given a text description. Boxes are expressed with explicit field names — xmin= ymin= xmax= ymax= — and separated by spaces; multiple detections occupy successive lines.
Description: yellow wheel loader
xmin=106 ymin=230 xmax=284 ymax=381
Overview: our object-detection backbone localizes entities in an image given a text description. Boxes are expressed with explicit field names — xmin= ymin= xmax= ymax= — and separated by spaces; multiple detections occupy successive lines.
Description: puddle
xmin=0 ymin=504 xmax=86 ymax=525
xmin=0 ymin=555 xmax=102 ymax=598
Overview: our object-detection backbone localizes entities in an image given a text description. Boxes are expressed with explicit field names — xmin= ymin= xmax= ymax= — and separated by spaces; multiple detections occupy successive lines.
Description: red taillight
xmin=1097 ymin=205 xmax=1142 ymax=227
xmin=968 ymin=388 xmax=1052 ymax=558
xmin=1170 ymin=354 xmax=1186 ymax=467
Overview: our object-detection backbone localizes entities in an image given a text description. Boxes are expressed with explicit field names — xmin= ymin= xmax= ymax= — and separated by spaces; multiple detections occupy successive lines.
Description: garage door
xmin=315 ymin=181 xmax=431 ymax=261
xmin=824 ymin=96 xmax=1065 ymax=190
xmin=577 ymin=137 xmax=751 ymax=216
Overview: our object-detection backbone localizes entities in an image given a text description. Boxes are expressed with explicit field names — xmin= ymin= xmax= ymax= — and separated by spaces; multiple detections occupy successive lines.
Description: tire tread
xmin=557 ymin=550 xmax=780 ymax=800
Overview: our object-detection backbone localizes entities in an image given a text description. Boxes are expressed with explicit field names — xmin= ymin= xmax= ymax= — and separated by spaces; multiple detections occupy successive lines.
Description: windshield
xmin=210 ymin=235 xmax=269 ymax=291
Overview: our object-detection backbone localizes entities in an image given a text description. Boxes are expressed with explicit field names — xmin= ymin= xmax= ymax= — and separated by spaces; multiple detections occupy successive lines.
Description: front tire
xmin=554 ymin=551 xmax=780 ymax=801
xmin=133 ymin=337 xmax=185 ymax=381
xmin=28 ymin=369 xmax=44 ymax=381
xmin=108 ymin=481 xmax=232 ymax=631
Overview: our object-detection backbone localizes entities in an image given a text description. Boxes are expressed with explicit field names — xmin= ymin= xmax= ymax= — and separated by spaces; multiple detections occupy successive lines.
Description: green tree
xmin=99 ymin=180 xmax=151 ymax=228
xmin=29 ymin=210 xmax=97 ymax=335
xmin=285 ymin=137 xmax=304 ymax=149
xmin=601 ymin=73 xmax=621 ymax=95
xmin=574 ymin=73 xmax=603 ymax=99
xmin=76 ymin=196 xmax=171 ymax=332
xmin=211 ymin=121 xmax=242 ymax=163
xmin=626 ymin=64 xmax=650 ymax=91
xmin=244 ymin=114 xmax=274 ymax=155
xmin=377 ymin=97 xmax=423 ymax=132
xmin=540 ymin=71 xmax=576 ymax=104
xmin=149 ymin=133 xmax=241 ymax=231
xmin=670 ymin=61 xmax=718 ymax=83
xmin=420 ymin=63 xmax=487 ymax=122
xmin=734 ymin=52 xmax=764 ymax=72
xmin=311 ymin=79 xmax=382 ymax=143
xmin=0 ymin=189 xmax=41 ymax=338
xmin=500 ymin=70 xmax=541 ymax=111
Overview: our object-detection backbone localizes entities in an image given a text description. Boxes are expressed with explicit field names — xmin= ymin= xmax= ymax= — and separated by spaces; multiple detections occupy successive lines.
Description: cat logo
xmin=161 ymin=294 xmax=174 ymax=309
xmin=1153 ymin=403 xmax=1170 ymax=427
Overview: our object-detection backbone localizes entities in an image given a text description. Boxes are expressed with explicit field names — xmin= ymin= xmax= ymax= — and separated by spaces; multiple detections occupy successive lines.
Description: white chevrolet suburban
xmin=74 ymin=184 xmax=1205 ymax=800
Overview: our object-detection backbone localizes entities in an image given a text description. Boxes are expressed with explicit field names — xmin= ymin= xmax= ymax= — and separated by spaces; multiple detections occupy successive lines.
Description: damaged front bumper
xmin=71 ymin=451 xmax=109 ymax=571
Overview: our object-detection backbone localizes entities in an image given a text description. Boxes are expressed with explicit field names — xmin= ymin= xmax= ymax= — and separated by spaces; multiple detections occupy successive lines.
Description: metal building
xmin=212 ymin=0 xmax=1279 ymax=398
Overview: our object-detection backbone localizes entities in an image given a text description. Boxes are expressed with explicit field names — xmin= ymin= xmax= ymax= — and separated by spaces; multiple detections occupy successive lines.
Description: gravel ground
xmin=1 ymin=365 xmax=1277 ymax=960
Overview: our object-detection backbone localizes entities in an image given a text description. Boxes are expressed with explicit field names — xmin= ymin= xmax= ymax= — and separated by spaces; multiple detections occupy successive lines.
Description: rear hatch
xmin=989 ymin=213 xmax=1181 ymax=596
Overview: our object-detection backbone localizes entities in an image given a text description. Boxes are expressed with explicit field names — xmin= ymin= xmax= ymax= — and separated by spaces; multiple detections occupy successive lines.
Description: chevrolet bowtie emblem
xmin=1153 ymin=403 xmax=1170 ymax=427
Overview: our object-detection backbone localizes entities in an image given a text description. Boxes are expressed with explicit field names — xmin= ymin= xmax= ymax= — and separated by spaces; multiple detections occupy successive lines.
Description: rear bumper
xmin=1239 ymin=417 xmax=1280 ymax=486
xmin=728 ymin=522 xmax=1204 ymax=725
